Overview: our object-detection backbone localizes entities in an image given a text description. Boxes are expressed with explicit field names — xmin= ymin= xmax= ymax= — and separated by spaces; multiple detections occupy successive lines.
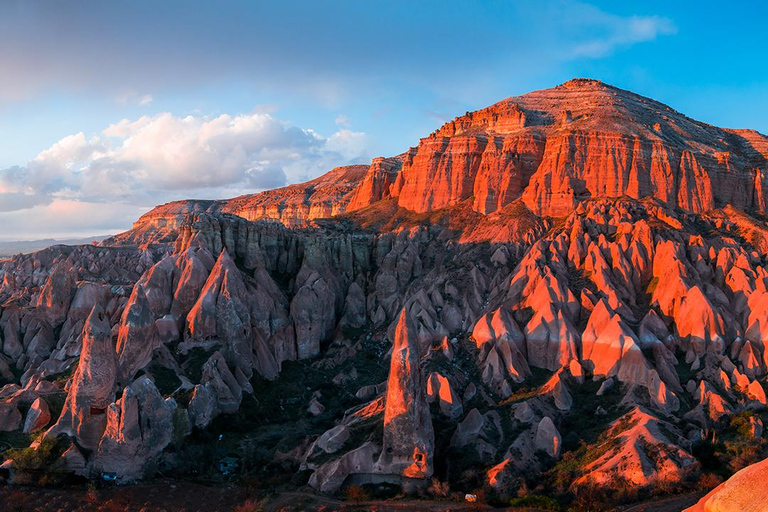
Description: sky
xmin=0 ymin=0 xmax=767 ymax=240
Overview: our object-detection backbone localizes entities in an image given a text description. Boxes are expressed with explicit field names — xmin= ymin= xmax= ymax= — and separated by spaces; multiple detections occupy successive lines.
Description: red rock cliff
xmin=351 ymin=78 xmax=768 ymax=218
xmin=113 ymin=79 xmax=768 ymax=238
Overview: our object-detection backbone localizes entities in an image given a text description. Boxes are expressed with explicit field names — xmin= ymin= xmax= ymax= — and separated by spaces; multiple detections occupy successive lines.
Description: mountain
xmin=392 ymin=78 xmax=768 ymax=217
xmin=124 ymin=78 xmax=768 ymax=237
xmin=2 ymin=79 xmax=768 ymax=510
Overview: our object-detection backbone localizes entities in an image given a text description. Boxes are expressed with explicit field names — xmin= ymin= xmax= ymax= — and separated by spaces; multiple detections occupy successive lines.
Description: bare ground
xmin=0 ymin=484 xmax=706 ymax=512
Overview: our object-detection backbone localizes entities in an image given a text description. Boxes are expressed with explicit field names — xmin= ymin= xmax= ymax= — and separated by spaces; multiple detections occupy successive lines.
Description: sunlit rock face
xmin=46 ymin=304 xmax=117 ymax=451
xmin=93 ymin=376 xmax=177 ymax=481
xmin=4 ymin=79 xmax=768 ymax=504
xmin=686 ymin=456 xmax=768 ymax=512
xmin=376 ymin=308 xmax=434 ymax=479
xmin=575 ymin=407 xmax=696 ymax=487
xmin=107 ymin=80 xmax=768 ymax=242
xmin=352 ymin=79 xmax=768 ymax=219
xmin=107 ymin=165 xmax=368 ymax=246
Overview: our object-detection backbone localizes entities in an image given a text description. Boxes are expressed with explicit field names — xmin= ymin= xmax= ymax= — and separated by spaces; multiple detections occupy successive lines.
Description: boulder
xmin=685 ymin=456 xmax=768 ymax=512
xmin=534 ymin=416 xmax=562 ymax=458
xmin=450 ymin=408 xmax=503 ymax=461
xmin=188 ymin=351 xmax=242 ymax=428
xmin=309 ymin=442 xmax=379 ymax=493
xmin=23 ymin=398 xmax=51 ymax=434
xmin=52 ymin=443 xmax=88 ymax=477
xmin=426 ymin=372 xmax=463 ymax=419
xmin=93 ymin=376 xmax=177 ymax=482
xmin=315 ymin=425 xmax=350 ymax=454
xmin=0 ymin=403 xmax=21 ymax=432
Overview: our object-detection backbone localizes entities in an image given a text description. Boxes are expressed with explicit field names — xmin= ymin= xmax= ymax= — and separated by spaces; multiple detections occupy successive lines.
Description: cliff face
xmin=218 ymin=165 xmax=368 ymax=225
xmin=114 ymin=79 xmax=768 ymax=242
xmin=350 ymin=78 xmax=768 ymax=218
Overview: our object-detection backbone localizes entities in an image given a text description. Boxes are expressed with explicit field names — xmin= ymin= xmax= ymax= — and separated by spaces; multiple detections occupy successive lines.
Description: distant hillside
xmin=0 ymin=235 xmax=110 ymax=258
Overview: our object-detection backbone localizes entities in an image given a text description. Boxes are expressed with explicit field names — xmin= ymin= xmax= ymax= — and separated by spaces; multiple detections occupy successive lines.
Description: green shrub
xmin=5 ymin=435 xmax=72 ymax=486
xmin=7 ymin=436 xmax=65 ymax=470
xmin=0 ymin=431 xmax=32 ymax=454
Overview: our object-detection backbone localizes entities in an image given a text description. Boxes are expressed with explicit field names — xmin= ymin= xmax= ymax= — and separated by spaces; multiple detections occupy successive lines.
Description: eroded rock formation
xmin=2 ymin=79 xmax=768 ymax=507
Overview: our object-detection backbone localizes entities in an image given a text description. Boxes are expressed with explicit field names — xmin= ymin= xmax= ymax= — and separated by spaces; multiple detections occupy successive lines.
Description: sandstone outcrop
xmin=23 ymin=397 xmax=51 ymax=434
xmin=376 ymin=308 xmax=434 ymax=479
xmin=685 ymin=456 xmax=768 ymax=512
xmin=188 ymin=351 xmax=242 ymax=428
xmin=46 ymin=305 xmax=117 ymax=451
xmin=0 ymin=402 xmax=21 ymax=432
xmin=533 ymin=416 xmax=562 ymax=458
xmin=346 ymin=79 xmax=768 ymax=220
xmin=93 ymin=376 xmax=177 ymax=481
xmin=426 ymin=372 xmax=463 ymax=419
xmin=451 ymin=408 xmax=504 ymax=461
xmin=308 ymin=442 xmax=379 ymax=493
xmin=108 ymin=165 xmax=368 ymax=244
xmin=577 ymin=407 xmax=696 ymax=487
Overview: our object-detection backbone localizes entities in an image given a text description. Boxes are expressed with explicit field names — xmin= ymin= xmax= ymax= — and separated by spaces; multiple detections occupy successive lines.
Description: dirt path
xmin=618 ymin=492 xmax=704 ymax=512
xmin=0 ymin=481 xmax=249 ymax=512
xmin=0 ymin=483 xmax=705 ymax=512
xmin=264 ymin=491 xmax=493 ymax=512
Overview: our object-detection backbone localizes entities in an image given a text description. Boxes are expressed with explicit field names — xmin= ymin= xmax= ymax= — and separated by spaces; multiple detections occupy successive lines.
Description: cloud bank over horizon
xmin=0 ymin=109 xmax=368 ymax=239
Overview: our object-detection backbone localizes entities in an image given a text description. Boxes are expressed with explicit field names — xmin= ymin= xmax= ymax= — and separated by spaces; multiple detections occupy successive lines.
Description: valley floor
xmin=0 ymin=483 xmax=707 ymax=512
xmin=618 ymin=492 xmax=704 ymax=512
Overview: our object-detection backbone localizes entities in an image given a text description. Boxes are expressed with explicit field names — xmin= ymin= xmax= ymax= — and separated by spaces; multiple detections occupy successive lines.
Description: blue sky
xmin=0 ymin=0 xmax=766 ymax=239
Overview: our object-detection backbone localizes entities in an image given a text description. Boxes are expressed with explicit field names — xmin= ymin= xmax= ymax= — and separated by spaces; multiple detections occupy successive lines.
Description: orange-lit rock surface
xmin=577 ymin=407 xmax=696 ymax=487
xmin=108 ymin=79 xmax=768 ymax=248
xmin=350 ymin=79 xmax=768 ymax=219
xmin=105 ymin=165 xmax=367 ymax=246
xmin=45 ymin=305 xmax=117 ymax=451
xmin=685 ymin=456 xmax=768 ymax=512
xmin=376 ymin=308 xmax=434 ymax=479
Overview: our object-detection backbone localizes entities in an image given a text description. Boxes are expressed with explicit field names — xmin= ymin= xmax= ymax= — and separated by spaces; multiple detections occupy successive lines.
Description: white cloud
xmin=114 ymin=91 xmax=156 ymax=106
xmin=334 ymin=114 xmax=350 ymax=126
xmin=325 ymin=129 xmax=368 ymax=163
xmin=0 ymin=109 xmax=369 ymax=237
xmin=0 ymin=199 xmax=145 ymax=240
xmin=569 ymin=10 xmax=677 ymax=58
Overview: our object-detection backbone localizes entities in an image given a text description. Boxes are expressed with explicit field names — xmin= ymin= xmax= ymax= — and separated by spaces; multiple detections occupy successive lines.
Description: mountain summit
xmin=355 ymin=78 xmax=768 ymax=216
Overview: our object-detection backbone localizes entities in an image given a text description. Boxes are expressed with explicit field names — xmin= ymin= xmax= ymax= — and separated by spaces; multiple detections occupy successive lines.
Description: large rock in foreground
xmin=685 ymin=457 xmax=768 ymax=512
